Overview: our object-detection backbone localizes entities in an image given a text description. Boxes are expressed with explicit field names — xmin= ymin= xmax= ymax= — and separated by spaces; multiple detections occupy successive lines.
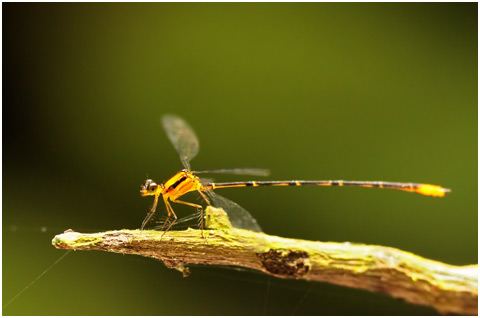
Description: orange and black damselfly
xmin=140 ymin=114 xmax=450 ymax=234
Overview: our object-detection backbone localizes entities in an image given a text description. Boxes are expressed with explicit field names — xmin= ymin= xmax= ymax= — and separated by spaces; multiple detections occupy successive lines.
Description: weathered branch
xmin=52 ymin=207 xmax=477 ymax=315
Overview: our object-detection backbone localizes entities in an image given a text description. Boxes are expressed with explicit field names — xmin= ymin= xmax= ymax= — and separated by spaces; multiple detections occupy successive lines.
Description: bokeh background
xmin=3 ymin=3 xmax=477 ymax=315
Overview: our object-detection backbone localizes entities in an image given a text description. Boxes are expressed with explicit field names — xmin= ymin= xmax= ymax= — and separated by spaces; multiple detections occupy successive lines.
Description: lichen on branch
xmin=52 ymin=207 xmax=477 ymax=315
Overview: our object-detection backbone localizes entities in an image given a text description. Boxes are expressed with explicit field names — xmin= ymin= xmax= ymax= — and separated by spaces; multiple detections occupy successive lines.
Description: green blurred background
xmin=3 ymin=3 xmax=477 ymax=315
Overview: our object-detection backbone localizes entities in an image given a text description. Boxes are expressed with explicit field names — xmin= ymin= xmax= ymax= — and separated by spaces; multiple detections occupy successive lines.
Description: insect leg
xmin=161 ymin=199 xmax=178 ymax=237
xmin=197 ymin=190 xmax=211 ymax=206
xmin=171 ymin=199 xmax=205 ymax=238
xmin=141 ymin=194 xmax=159 ymax=230
xmin=160 ymin=196 xmax=173 ymax=231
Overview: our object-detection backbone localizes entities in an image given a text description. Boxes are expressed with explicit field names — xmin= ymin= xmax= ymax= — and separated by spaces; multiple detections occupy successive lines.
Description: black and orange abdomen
xmin=206 ymin=180 xmax=450 ymax=197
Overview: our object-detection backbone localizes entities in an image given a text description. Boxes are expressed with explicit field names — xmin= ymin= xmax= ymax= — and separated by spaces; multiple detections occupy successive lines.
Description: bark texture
xmin=52 ymin=207 xmax=477 ymax=315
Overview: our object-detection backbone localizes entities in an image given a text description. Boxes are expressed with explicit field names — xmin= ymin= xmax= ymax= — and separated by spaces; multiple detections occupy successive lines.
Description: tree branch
xmin=52 ymin=207 xmax=477 ymax=315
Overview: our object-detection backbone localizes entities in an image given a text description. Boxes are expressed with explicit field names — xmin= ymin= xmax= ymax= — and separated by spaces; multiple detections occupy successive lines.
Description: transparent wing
xmin=193 ymin=168 xmax=271 ymax=176
xmin=199 ymin=177 xmax=215 ymax=184
xmin=161 ymin=114 xmax=199 ymax=170
xmin=205 ymin=190 xmax=263 ymax=232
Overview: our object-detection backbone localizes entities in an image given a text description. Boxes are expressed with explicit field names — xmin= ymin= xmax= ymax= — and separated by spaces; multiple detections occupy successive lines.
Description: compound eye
xmin=148 ymin=183 xmax=158 ymax=191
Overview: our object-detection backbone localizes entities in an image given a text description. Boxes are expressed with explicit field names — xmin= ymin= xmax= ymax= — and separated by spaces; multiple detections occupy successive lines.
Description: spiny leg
xmin=160 ymin=200 xmax=177 ymax=239
xmin=161 ymin=197 xmax=174 ymax=232
xmin=198 ymin=190 xmax=211 ymax=206
xmin=141 ymin=194 xmax=159 ymax=230
xmin=171 ymin=199 xmax=205 ymax=238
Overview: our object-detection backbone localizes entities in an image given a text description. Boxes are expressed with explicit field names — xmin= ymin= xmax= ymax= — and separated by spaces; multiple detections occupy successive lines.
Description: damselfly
xmin=140 ymin=115 xmax=450 ymax=234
